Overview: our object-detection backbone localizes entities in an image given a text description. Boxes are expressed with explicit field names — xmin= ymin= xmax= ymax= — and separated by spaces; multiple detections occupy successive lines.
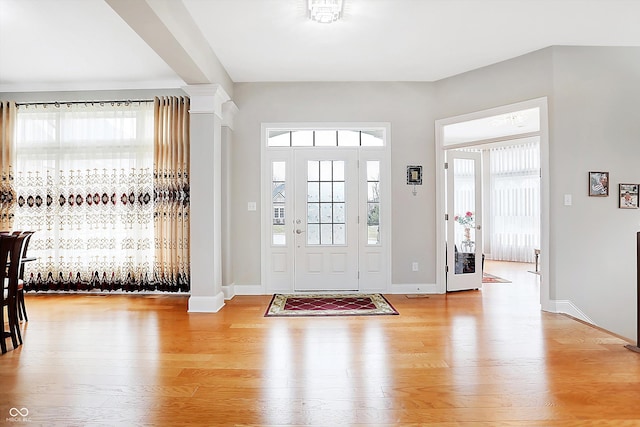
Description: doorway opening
xmin=435 ymin=98 xmax=550 ymax=310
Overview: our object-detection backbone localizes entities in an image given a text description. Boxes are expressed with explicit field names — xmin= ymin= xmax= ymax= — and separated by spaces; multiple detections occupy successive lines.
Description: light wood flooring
xmin=2 ymin=261 xmax=640 ymax=426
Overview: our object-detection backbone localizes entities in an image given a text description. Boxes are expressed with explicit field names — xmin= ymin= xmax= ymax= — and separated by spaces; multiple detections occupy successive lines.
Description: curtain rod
xmin=15 ymin=99 xmax=154 ymax=107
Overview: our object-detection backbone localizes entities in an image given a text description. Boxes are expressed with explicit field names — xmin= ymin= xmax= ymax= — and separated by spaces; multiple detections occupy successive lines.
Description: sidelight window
xmin=367 ymin=161 xmax=381 ymax=245
xmin=272 ymin=161 xmax=286 ymax=245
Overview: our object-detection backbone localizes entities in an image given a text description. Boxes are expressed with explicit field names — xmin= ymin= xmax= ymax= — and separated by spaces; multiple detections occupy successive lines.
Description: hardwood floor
xmin=2 ymin=261 xmax=640 ymax=426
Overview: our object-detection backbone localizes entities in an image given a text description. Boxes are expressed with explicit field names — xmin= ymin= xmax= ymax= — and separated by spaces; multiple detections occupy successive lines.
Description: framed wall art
xmin=588 ymin=171 xmax=609 ymax=197
xmin=406 ymin=165 xmax=422 ymax=185
xmin=619 ymin=183 xmax=639 ymax=209
xmin=407 ymin=165 xmax=422 ymax=196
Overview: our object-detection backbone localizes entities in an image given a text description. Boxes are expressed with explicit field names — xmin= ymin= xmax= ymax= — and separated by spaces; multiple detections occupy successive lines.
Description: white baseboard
xmin=222 ymin=283 xmax=235 ymax=300
xmin=233 ymin=284 xmax=264 ymax=295
xmin=188 ymin=292 xmax=225 ymax=313
xmin=390 ymin=283 xmax=440 ymax=294
xmin=552 ymin=299 xmax=595 ymax=325
xmin=229 ymin=283 xmax=441 ymax=295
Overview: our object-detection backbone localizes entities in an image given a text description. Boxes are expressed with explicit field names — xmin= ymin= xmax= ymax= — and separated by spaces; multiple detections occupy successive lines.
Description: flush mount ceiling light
xmin=308 ymin=0 xmax=343 ymax=24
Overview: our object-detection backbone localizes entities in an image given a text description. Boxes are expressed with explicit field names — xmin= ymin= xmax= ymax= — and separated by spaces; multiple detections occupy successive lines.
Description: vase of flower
xmin=454 ymin=211 xmax=475 ymax=243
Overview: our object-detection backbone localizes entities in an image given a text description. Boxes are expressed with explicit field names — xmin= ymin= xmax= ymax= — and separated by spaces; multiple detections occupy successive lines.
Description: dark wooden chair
xmin=11 ymin=230 xmax=35 ymax=321
xmin=1 ymin=234 xmax=20 ymax=354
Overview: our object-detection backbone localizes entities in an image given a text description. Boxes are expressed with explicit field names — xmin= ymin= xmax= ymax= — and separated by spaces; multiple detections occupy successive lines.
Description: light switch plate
xmin=563 ymin=194 xmax=572 ymax=206
xmin=248 ymin=202 xmax=257 ymax=211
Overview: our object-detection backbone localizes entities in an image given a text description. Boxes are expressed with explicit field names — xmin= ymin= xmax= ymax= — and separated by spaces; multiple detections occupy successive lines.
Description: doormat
xmin=482 ymin=272 xmax=511 ymax=283
xmin=264 ymin=293 xmax=399 ymax=317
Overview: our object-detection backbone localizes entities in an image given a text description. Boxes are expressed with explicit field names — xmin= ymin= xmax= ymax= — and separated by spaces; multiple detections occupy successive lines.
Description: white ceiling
xmin=1 ymin=0 xmax=640 ymax=92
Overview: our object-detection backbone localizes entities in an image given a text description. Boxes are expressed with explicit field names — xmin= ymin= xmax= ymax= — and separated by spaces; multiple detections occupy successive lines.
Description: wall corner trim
xmin=552 ymin=299 xmax=596 ymax=325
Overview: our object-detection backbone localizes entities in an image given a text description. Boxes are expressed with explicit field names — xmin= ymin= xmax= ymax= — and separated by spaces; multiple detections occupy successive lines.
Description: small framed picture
xmin=619 ymin=184 xmax=639 ymax=209
xmin=588 ymin=171 xmax=609 ymax=197
xmin=407 ymin=165 xmax=422 ymax=185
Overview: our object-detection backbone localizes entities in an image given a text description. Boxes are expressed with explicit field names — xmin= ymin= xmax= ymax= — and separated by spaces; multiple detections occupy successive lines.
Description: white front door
xmin=293 ymin=149 xmax=359 ymax=291
xmin=446 ymin=150 xmax=483 ymax=292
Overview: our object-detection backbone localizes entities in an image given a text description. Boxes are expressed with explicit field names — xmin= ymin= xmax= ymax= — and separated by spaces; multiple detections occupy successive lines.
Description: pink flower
xmin=455 ymin=211 xmax=475 ymax=227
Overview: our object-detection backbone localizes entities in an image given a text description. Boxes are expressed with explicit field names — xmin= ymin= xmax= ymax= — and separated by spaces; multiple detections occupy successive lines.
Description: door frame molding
xmin=260 ymin=122 xmax=392 ymax=295
xmin=434 ymin=97 xmax=551 ymax=311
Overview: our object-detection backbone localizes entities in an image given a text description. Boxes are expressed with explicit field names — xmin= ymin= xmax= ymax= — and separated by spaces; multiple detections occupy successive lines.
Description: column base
xmin=188 ymin=293 xmax=225 ymax=313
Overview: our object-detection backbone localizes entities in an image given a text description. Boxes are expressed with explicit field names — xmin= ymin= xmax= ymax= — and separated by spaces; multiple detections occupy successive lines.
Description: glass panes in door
xmin=306 ymin=160 xmax=346 ymax=245
xmin=453 ymin=157 xmax=476 ymax=274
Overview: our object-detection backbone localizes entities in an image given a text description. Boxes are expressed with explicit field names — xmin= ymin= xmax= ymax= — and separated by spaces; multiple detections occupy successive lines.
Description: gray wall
xmin=434 ymin=48 xmax=554 ymax=119
xmin=232 ymin=82 xmax=436 ymax=287
xmin=550 ymin=46 xmax=640 ymax=339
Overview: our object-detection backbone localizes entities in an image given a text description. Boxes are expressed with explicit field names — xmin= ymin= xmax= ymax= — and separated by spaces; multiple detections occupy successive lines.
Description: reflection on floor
xmin=484 ymin=259 xmax=539 ymax=286
xmin=10 ymin=261 xmax=638 ymax=425
xmin=482 ymin=272 xmax=511 ymax=283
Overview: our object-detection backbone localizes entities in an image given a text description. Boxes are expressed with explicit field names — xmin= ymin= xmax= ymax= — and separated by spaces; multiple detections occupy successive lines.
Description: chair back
xmin=1 ymin=234 xmax=17 ymax=302
xmin=17 ymin=231 xmax=35 ymax=280
xmin=6 ymin=233 xmax=28 ymax=299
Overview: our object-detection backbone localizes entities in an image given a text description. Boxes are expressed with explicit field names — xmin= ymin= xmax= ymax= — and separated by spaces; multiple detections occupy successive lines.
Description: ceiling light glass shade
xmin=308 ymin=0 xmax=343 ymax=24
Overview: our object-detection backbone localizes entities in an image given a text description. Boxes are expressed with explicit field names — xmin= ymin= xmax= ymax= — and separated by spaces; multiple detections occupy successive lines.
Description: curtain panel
xmin=153 ymin=97 xmax=190 ymax=292
xmin=14 ymin=101 xmax=159 ymax=292
xmin=489 ymin=141 xmax=540 ymax=262
xmin=0 ymin=101 xmax=16 ymax=230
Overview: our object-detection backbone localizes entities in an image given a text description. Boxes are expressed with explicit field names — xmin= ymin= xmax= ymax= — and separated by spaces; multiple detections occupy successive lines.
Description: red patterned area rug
xmin=264 ymin=293 xmax=399 ymax=317
xmin=482 ymin=272 xmax=511 ymax=283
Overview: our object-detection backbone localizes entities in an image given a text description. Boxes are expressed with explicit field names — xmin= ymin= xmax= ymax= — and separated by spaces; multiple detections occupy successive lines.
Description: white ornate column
xmin=183 ymin=84 xmax=230 ymax=312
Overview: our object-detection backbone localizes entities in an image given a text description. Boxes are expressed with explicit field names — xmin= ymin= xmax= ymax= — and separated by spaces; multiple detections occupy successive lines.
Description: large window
xmin=13 ymin=101 xmax=155 ymax=290
xmin=489 ymin=141 xmax=540 ymax=262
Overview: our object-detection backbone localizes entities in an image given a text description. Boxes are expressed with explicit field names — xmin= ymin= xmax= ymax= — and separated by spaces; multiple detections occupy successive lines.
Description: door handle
xmin=476 ymin=225 xmax=482 ymax=230
xmin=295 ymin=229 xmax=305 ymax=234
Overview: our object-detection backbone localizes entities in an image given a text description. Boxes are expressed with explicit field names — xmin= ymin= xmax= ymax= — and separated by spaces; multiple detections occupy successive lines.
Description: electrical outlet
xmin=412 ymin=262 xmax=419 ymax=272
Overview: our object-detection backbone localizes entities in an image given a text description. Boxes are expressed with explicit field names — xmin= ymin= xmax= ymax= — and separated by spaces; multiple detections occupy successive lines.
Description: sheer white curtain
xmin=451 ymin=156 xmax=477 ymax=248
xmin=13 ymin=102 xmax=155 ymax=291
xmin=489 ymin=141 xmax=540 ymax=262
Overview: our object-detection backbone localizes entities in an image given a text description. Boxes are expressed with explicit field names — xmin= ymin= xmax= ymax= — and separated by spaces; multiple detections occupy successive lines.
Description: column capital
xmin=182 ymin=84 xmax=230 ymax=118
xmin=222 ymin=101 xmax=239 ymax=130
